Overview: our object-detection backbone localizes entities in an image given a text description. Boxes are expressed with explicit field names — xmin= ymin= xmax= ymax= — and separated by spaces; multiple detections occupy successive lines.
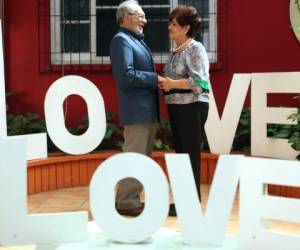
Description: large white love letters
xmin=90 ymin=152 xmax=169 ymax=243
xmin=205 ymin=74 xmax=251 ymax=154
xmin=44 ymin=75 xmax=106 ymax=155
xmin=3 ymin=71 xmax=299 ymax=159
xmin=205 ymin=72 xmax=300 ymax=159
xmin=251 ymin=72 xmax=300 ymax=159
xmin=240 ymin=157 xmax=300 ymax=250
xmin=0 ymin=138 xmax=88 ymax=245
xmin=1 ymin=138 xmax=300 ymax=250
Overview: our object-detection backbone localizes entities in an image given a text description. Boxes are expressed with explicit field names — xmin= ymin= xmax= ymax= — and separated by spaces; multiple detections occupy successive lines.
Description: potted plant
xmin=266 ymin=95 xmax=300 ymax=160
xmin=286 ymin=95 xmax=300 ymax=160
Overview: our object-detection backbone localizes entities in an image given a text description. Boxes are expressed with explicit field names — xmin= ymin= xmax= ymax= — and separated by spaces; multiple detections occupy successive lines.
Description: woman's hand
xmin=158 ymin=77 xmax=173 ymax=92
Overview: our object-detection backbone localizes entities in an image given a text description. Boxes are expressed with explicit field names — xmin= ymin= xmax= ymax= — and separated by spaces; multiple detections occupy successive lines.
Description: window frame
xmin=50 ymin=0 xmax=217 ymax=65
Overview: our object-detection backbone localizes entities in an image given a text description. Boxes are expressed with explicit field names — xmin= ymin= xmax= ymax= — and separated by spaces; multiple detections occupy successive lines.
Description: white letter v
xmin=166 ymin=154 xmax=243 ymax=246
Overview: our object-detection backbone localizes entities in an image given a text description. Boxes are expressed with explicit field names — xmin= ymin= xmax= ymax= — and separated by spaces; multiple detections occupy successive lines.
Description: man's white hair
xmin=116 ymin=0 xmax=140 ymax=24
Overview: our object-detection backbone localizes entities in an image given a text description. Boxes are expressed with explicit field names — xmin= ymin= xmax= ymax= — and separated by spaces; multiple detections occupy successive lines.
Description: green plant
xmin=153 ymin=118 xmax=173 ymax=150
xmin=70 ymin=113 xmax=123 ymax=150
xmin=287 ymin=95 xmax=300 ymax=160
xmin=267 ymin=96 xmax=300 ymax=160
xmin=267 ymin=124 xmax=294 ymax=138
xmin=6 ymin=107 xmax=123 ymax=152
xmin=152 ymin=118 xmax=210 ymax=151
xmin=152 ymin=108 xmax=253 ymax=152
xmin=231 ymin=105 xmax=300 ymax=159
xmin=287 ymin=111 xmax=300 ymax=159
xmin=7 ymin=112 xmax=59 ymax=152
xmin=232 ymin=107 xmax=251 ymax=152
xmin=99 ymin=113 xmax=123 ymax=150
xmin=7 ymin=112 xmax=47 ymax=135
xmin=6 ymin=93 xmax=47 ymax=135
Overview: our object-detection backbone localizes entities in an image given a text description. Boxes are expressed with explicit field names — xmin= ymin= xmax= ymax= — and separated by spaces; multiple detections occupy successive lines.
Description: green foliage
xmin=6 ymin=110 xmax=123 ymax=152
xmin=232 ymin=108 xmax=251 ymax=153
xmin=70 ymin=113 xmax=123 ymax=150
xmin=268 ymin=95 xmax=300 ymax=160
xmin=153 ymin=118 xmax=210 ymax=151
xmin=287 ymin=107 xmax=300 ymax=160
xmin=7 ymin=112 xmax=46 ymax=135
xmin=98 ymin=113 xmax=123 ymax=150
xmin=7 ymin=112 xmax=58 ymax=152
xmin=6 ymin=96 xmax=299 ymax=159
xmin=267 ymin=124 xmax=294 ymax=138
xmin=153 ymin=118 xmax=173 ymax=150
xmin=231 ymin=104 xmax=300 ymax=160
xmin=156 ymin=108 xmax=253 ymax=152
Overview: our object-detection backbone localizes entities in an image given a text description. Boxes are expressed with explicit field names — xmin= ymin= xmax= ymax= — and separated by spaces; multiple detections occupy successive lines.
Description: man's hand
xmin=158 ymin=76 xmax=172 ymax=92
xmin=158 ymin=75 xmax=165 ymax=84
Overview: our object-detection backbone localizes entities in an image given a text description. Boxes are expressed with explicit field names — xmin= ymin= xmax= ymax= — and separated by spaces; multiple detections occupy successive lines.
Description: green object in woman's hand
xmin=194 ymin=78 xmax=210 ymax=90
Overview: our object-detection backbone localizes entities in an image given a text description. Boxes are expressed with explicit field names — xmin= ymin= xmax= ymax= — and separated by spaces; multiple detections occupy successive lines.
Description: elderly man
xmin=110 ymin=0 xmax=162 ymax=216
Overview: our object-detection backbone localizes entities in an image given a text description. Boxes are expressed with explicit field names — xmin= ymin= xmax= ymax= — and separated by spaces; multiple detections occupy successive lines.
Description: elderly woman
xmin=159 ymin=5 xmax=210 ymax=215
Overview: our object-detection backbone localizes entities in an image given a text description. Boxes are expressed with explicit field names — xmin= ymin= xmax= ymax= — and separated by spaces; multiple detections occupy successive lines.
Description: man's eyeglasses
xmin=127 ymin=12 xmax=146 ymax=20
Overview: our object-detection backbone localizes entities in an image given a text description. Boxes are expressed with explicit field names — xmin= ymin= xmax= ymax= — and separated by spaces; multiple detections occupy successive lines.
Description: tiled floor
xmin=28 ymin=187 xmax=89 ymax=214
xmin=27 ymin=185 xmax=236 ymax=232
xmin=26 ymin=184 xmax=300 ymax=235
xmin=1 ymin=185 xmax=300 ymax=249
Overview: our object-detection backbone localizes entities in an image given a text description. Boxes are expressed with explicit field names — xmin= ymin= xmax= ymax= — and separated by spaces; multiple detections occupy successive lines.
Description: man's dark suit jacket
xmin=110 ymin=27 xmax=159 ymax=126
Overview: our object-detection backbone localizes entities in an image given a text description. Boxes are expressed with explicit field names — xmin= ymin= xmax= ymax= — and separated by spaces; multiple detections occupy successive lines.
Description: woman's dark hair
xmin=169 ymin=5 xmax=202 ymax=38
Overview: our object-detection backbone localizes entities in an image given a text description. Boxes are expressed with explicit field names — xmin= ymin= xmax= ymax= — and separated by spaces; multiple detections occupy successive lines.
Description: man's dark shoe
xmin=169 ymin=204 xmax=177 ymax=217
xmin=116 ymin=203 xmax=144 ymax=217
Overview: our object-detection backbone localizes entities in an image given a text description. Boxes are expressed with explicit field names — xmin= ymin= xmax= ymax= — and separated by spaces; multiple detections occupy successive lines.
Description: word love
xmin=2 ymin=73 xmax=300 ymax=160
xmin=44 ymin=73 xmax=300 ymax=160
xmin=1 ymin=137 xmax=300 ymax=250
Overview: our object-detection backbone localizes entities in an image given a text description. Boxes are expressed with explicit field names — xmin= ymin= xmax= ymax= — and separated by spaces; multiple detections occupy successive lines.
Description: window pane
xmin=50 ymin=0 xmax=216 ymax=65
xmin=96 ymin=7 xmax=169 ymax=57
xmin=96 ymin=0 xmax=122 ymax=6
xmin=178 ymin=0 xmax=209 ymax=18
xmin=139 ymin=0 xmax=169 ymax=4
xmin=96 ymin=9 xmax=118 ymax=57
xmin=63 ymin=0 xmax=90 ymax=20
xmin=144 ymin=8 xmax=169 ymax=53
xmin=195 ymin=20 xmax=209 ymax=45
xmin=62 ymin=24 xmax=90 ymax=52
xmin=96 ymin=0 xmax=169 ymax=6
xmin=178 ymin=0 xmax=211 ymax=49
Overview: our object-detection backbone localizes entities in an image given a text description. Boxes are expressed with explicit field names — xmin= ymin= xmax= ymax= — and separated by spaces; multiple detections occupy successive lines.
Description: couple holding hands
xmin=110 ymin=0 xmax=209 ymax=217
